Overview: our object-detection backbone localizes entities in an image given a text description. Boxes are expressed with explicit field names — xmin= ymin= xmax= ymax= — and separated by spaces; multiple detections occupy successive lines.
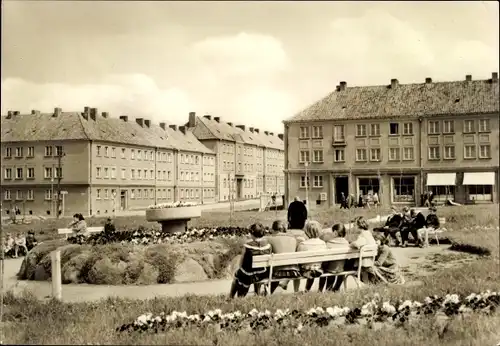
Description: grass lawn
xmin=2 ymin=204 xmax=499 ymax=345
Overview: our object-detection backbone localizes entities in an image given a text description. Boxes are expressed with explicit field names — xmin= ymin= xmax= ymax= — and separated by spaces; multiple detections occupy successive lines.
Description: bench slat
xmin=57 ymin=227 xmax=104 ymax=235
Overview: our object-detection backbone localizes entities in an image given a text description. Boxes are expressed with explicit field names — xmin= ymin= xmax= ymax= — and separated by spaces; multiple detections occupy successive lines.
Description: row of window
xmin=300 ymin=119 xmax=491 ymax=140
xmin=4 ymin=189 xmax=57 ymax=201
xmin=4 ymin=167 xmax=62 ymax=180
xmin=4 ymin=145 xmax=64 ymax=158
xmin=299 ymin=144 xmax=492 ymax=163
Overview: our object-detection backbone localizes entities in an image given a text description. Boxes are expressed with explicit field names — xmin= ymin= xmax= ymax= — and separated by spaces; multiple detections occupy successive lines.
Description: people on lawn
xmin=69 ymin=213 xmax=88 ymax=236
xmin=229 ymin=222 xmax=272 ymax=298
xmin=371 ymin=233 xmax=405 ymax=284
xmin=26 ymin=231 xmax=38 ymax=251
xmin=287 ymin=196 xmax=308 ymax=230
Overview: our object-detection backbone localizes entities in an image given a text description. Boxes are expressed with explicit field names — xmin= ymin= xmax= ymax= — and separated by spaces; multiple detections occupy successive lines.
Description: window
xmin=4 ymin=190 xmax=11 ymax=200
xmin=104 ymin=167 xmax=109 ymax=178
xmin=313 ymin=150 xmax=323 ymax=163
xmin=356 ymin=124 xmax=367 ymax=137
xmin=429 ymin=186 xmax=455 ymax=203
xmin=44 ymin=189 xmax=52 ymax=200
xmin=370 ymin=124 xmax=380 ymax=136
xmin=111 ymin=168 xmax=116 ymax=179
xmin=55 ymin=167 xmax=62 ymax=178
xmin=479 ymin=119 xmax=490 ymax=132
xmin=15 ymin=147 xmax=23 ymax=157
xmin=392 ymin=177 xmax=415 ymax=203
xmin=27 ymin=147 xmax=34 ymax=157
xmin=403 ymin=123 xmax=413 ymax=135
xmin=104 ymin=146 xmax=109 ymax=157
xmin=312 ymin=126 xmax=323 ymax=138
xmin=356 ymin=148 xmax=367 ymax=161
xmin=479 ymin=145 xmax=491 ymax=159
xmin=15 ymin=168 xmax=23 ymax=179
xmin=299 ymin=126 xmax=310 ymax=139
xmin=333 ymin=125 xmax=345 ymax=142
xmin=443 ymin=120 xmax=454 ymax=134
xmin=428 ymin=146 xmax=440 ymax=160
xmin=121 ymin=148 xmax=126 ymax=159
xmin=389 ymin=148 xmax=400 ymax=161
xmin=403 ymin=147 xmax=414 ymax=161
xmin=96 ymin=167 xmax=101 ymax=178
xmin=300 ymin=176 xmax=310 ymax=188
xmin=468 ymin=185 xmax=493 ymax=202
xmin=96 ymin=146 xmax=101 ymax=156
xmin=313 ymin=175 xmax=323 ymax=188
xmin=389 ymin=123 xmax=399 ymax=135
xmin=45 ymin=146 xmax=53 ymax=156
xmin=131 ymin=150 xmax=135 ymax=159
xmin=463 ymin=120 xmax=474 ymax=133
xmin=96 ymin=189 xmax=101 ymax=199
xmin=111 ymin=147 xmax=116 ymax=158
xmin=27 ymin=189 xmax=34 ymax=200
xmin=444 ymin=146 xmax=455 ymax=159
xmin=4 ymin=147 xmax=12 ymax=158
xmin=4 ymin=168 xmax=12 ymax=180
xmin=15 ymin=190 xmax=23 ymax=200
xmin=464 ymin=145 xmax=476 ymax=159
xmin=358 ymin=178 xmax=380 ymax=195
xmin=334 ymin=149 xmax=344 ymax=162
xmin=104 ymin=189 xmax=109 ymax=199
xmin=121 ymin=169 xmax=126 ymax=179
xmin=369 ymin=148 xmax=380 ymax=161
xmin=131 ymin=169 xmax=135 ymax=179
xmin=55 ymin=146 xmax=63 ymax=156
xmin=130 ymin=189 xmax=135 ymax=199
xmin=428 ymin=121 xmax=440 ymax=134
xmin=299 ymin=150 xmax=310 ymax=163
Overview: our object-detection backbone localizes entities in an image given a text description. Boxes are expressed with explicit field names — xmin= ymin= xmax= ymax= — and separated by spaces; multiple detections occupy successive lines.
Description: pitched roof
xmin=285 ymin=78 xmax=500 ymax=123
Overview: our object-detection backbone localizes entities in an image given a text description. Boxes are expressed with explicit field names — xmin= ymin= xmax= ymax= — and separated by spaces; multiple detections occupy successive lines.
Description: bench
xmin=57 ymin=227 xmax=104 ymax=239
xmin=252 ymin=244 xmax=378 ymax=294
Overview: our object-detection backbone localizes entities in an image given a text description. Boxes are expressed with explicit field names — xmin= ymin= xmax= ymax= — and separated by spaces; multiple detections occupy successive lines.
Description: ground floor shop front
xmin=285 ymin=168 xmax=499 ymax=208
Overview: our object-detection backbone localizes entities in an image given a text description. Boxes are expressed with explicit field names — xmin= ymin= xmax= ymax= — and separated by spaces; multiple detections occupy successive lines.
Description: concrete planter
xmin=146 ymin=206 xmax=201 ymax=234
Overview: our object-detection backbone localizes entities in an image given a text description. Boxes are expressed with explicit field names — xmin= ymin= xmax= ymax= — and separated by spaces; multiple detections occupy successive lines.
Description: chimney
xmin=188 ymin=111 xmax=196 ymax=127
xmin=101 ymin=112 xmax=109 ymax=118
xmin=203 ymin=114 xmax=212 ymax=120
xmin=278 ymin=133 xmax=284 ymax=140
xmin=465 ymin=75 xmax=472 ymax=82
xmin=169 ymin=125 xmax=177 ymax=131
xmin=227 ymin=122 xmax=233 ymax=127
xmin=31 ymin=109 xmax=38 ymax=115
xmin=492 ymin=72 xmax=498 ymax=83
xmin=390 ymin=79 xmax=399 ymax=88
xmin=159 ymin=122 xmax=166 ymax=130
xmin=236 ymin=125 xmax=246 ymax=131
xmin=335 ymin=85 xmax=340 ymax=92
xmin=53 ymin=107 xmax=62 ymax=117
xmin=425 ymin=77 xmax=432 ymax=83
xmin=6 ymin=111 xmax=13 ymax=119
xmin=269 ymin=132 xmax=274 ymax=136
xmin=339 ymin=81 xmax=347 ymax=91
xmin=13 ymin=111 xmax=20 ymax=116
xmin=144 ymin=119 xmax=151 ymax=128
xmin=249 ymin=127 xmax=254 ymax=133
xmin=264 ymin=131 xmax=269 ymax=135
xmin=84 ymin=106 xmax=90 ymax=115
xmin=254 ymin=128 xmax=260 ymax=133
xmin=136 ymin=118 xmax=144 ymax=127
xmin=119 ymin=115 xmax=128 ymax=122
xmin=214 ymin=117 xmax=221 ymax=123
xmin=179 ymin=126 xmax=186 ymax=134
xmin=90 ymin=108 xmax=98 ymax=121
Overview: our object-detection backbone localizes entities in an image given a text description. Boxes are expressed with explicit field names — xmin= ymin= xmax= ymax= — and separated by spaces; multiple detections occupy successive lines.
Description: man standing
xmin=287 ymin=196 xmax=308 ymax=230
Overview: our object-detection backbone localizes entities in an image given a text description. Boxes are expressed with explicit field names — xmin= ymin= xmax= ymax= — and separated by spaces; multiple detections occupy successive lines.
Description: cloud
xmin=1 ymin=32 xmax=291 ymax=132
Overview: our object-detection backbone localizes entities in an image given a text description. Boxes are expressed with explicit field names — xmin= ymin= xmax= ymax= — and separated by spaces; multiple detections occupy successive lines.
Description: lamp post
xmin=304 ymin=161 xmax=310 ymax=212
xmin=112 ymin=190 xmax=117 ymax=218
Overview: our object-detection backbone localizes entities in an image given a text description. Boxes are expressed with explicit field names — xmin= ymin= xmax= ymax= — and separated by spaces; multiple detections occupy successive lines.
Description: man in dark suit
xmin=287 ymin=196 xmax=308 ymax=229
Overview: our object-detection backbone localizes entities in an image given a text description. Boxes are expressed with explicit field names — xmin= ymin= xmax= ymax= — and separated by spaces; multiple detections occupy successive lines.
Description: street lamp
xmin=112 ymin=190 xmax=117 ymax=218
xmin=304 ymin=161 xmax=310 ymax=211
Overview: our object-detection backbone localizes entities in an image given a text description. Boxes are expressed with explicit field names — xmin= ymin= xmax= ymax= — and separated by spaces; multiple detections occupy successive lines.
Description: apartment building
xmin=283 ymin=73 xmax=499 ymax=207
xmin=0 ymin=107 xmax=216 ymax=217
xmin=186 ymin=112 xmax=285 ymax=202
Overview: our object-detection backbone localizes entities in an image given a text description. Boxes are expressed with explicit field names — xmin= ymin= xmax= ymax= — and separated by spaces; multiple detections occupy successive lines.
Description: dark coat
xmin=287 ymin=201 xmax=308 ymax=229
xmin=426 ymin=214 xmax=440 ymax=228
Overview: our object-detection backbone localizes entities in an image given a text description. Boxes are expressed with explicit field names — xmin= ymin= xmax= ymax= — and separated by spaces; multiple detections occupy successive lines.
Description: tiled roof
xmin=285 ymin=78 xmax=500 ymax=123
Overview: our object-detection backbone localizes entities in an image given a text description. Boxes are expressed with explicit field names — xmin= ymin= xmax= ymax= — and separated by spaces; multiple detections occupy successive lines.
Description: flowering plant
xmin=117 ymin=290 xmax=499 ymax=334
xmin=147 ymin=201 xmax=198 ymax=209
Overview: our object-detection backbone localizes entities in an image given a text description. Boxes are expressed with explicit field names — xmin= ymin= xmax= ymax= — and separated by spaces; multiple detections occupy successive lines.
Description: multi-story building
xmin=186 ymin=112 xmax=285 ymax=202
xmin=283 ymin=73 xmax=499 ymax=207
xmin=0 ymin=107 xmax=216 ymax=217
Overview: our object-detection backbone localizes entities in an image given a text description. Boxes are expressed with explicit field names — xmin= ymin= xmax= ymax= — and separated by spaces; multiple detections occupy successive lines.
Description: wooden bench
xmin=57 ymin=227 xmax=104 ymax=239
xmin=252 ymin=244 xmax=378 ymax=293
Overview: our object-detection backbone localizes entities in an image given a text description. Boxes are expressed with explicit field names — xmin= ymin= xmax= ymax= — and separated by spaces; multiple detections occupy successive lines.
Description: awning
xmin=426 ymin=173 xmax=456 ymax=186
xmin=463 ymin=172 xmax=496 ymax=185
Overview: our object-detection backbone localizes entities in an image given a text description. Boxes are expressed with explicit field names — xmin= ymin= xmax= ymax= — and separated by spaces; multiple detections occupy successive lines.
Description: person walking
xmin=287 ymin=196 xmax=308 ymax=230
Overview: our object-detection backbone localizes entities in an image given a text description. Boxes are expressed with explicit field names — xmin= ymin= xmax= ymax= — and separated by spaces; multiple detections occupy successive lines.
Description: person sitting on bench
xmin=297 ymin=221 xmax=327 ymax=292
xmin=317 ymin=223 xmax=349 ymax=292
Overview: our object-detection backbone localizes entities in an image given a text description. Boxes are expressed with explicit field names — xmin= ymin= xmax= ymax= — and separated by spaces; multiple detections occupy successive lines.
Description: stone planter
xmin=146 ymin=206 xmax=202 ymax=234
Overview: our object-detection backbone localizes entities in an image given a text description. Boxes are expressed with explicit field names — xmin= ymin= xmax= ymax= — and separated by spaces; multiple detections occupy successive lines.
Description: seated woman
xmin=317 ymin=223 xmax=349 ymax=292
xmin=229 ymin=223 xmax=272 ymax=298
xmin=14 ymin=234 xmax=28 ymax=257
xmin=265 ymin=220 xmax=301 ymax=294
xmin=297 ymin=221 xmax=327 ymax=292
xmin=26 ymin=231 xmax=38 ymax=251
xmin=371 ymin=233 xmax=405 ymax=284
xmin=69 ymin=213 xmax=88 ymax=236
xmin=349 ymin=217 xmax=377 ymax=284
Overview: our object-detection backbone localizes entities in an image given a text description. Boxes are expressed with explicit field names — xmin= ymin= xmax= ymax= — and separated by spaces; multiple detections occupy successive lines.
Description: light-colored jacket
xmin=288 ymin=229 xmax=308 ymax=243
xmin=72 ymin=220 xmax=88 ymax=236
xmin=350 ymin=230 xmax=376 ymax=267
xmin=296 ymin=238 xmax=327 ymax=272
xmin=323 ymin=237 xmax=349 ymax=273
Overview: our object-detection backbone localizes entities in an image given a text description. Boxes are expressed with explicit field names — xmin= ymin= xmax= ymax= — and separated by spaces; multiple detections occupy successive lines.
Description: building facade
xmin=187 ymin=112 xmax=285 ymax=202
xmin=1 ymin=107 xmax=216 ymax=217
xmin=284 ymin=74 xmax=500 ymax=207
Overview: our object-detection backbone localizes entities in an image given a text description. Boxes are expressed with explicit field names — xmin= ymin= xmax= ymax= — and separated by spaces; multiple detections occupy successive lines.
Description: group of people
xmin=339 ymin=192 xmax=380 ymax=209
xmin=3 ymin=231 xmax=38 ymax=258
xmin=229 ymin=196 xmax=405 ymax=298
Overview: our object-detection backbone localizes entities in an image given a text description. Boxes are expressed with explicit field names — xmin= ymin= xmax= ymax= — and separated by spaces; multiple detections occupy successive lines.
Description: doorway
xmin=236 ymin=178 xmax=242 ymax=200
xmin=335 ymin=176 xmax=349 ymax=204
xmin=120 ymin=190 xmax=127 ymax=210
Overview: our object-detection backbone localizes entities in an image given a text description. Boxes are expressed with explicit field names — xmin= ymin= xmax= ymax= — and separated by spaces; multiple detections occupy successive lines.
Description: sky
xmin=1 ymin=1 xmax=498 ymax=133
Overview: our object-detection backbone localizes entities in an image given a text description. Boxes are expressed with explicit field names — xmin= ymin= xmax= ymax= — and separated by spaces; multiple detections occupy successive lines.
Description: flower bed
xmin=147 ymin=202 xmax=198 ymax=209
xmin=118 ymin=290 xmax=500 ymax=334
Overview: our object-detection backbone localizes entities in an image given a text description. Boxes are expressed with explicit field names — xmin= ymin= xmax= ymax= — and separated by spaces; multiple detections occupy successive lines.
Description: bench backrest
xmin=252 ymin=244 xmax=378 ymax=269
xmin=57 ymin=227 xmax=104 ymax=235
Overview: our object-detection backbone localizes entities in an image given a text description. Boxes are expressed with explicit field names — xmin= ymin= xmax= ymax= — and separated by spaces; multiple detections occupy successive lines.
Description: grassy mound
xmin=17 ymin=239 xmax=244 ymax=285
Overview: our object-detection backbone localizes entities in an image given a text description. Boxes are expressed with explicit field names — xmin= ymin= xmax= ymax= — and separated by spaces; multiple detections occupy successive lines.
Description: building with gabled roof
xmin=187 ymin=112 xmax=284 ymax=202
xmin=283 ymin=73 xmax=500 ymax=208
xmin=0 ymin=107 xmax=216 ymax=217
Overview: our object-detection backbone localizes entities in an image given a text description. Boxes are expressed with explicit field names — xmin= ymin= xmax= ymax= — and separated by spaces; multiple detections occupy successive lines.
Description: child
xmin=229 ymin=223 xmax=272 ymax=298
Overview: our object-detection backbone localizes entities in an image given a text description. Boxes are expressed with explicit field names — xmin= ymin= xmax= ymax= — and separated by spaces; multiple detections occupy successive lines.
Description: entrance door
xmin=120 ymin=190 xmax=127 ymax=210
xmin=335 ymin=176 xmax=349 ymax=204
xmin=236 ymin=179 xmax=243 ymax=200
